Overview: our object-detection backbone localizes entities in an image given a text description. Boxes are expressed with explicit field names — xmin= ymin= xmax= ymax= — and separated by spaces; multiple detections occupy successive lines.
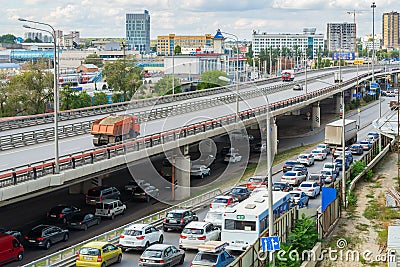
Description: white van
xmin=95 ymin=199 xmax=126 ymax=220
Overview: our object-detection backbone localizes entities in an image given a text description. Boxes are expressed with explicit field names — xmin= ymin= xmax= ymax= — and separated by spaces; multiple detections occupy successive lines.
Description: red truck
xmin=281 ymin=70 xmax=295 ymax=82
xmin=90 ymin=114 xmax=140 ymax=146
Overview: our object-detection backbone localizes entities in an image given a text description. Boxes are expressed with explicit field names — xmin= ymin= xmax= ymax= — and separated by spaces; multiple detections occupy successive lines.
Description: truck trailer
xmin=324 ymin=119 xmax=357 ymax=147
xmin=90 ymin=114 xmax=140 ymax=146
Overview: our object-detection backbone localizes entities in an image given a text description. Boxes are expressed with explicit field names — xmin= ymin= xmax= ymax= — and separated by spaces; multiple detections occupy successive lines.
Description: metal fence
xmin=21 ymin=187 xmax=225 ymax=267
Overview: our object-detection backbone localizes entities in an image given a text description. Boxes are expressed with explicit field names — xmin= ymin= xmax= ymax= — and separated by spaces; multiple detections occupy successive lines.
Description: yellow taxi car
xmin=76 ymin=241 xmax=122 ymax=267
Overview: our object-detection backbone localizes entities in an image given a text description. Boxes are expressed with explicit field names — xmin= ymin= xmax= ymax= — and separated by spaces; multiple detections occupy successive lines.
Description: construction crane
xmin=346 ymin=10 xmax=368 ymax=55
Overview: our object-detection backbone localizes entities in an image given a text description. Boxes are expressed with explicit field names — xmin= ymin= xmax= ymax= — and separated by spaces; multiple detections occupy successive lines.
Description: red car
xmin=246 ymin=176 xmax=268 ymax=190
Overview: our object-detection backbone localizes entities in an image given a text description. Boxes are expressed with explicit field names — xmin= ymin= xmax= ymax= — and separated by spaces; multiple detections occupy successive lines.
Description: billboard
xmin=332 ymin=52 xmax=355 ymax=60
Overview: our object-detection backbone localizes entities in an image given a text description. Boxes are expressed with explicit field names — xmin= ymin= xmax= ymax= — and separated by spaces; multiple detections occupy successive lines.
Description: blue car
xmin=349 ymin=144 xmax=364 ymax=155
xmin=289 ymin=191 xmax=309 ymax=208
xmin=335 ymin=157 xmax=350 ymax=171
xmin=192 ymin=241 xmax=235 ymax=267
xmin=360 ymin=140 xmax=372 ymax=151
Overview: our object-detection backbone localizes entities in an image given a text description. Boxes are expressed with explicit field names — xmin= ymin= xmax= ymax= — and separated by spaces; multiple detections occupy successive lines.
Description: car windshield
xmin=324 ymin=164 xmax=333 ymax=168
xmin=49 ymin=206 xmax=68 ymax=213
xmin=321 ymin=170 xmax=332 ymax=175
xmin=290 ymin=192 xmax=301 ymax=197
xmin=191 ymin=165 xmax=202 ymax=170
xmin=206 ymin=212 xmax=222 ymax=220
xmin=79 ymin=247 xmax=101 ymax=256
xmin=182 ymin=228 xmax=204 ymax=234
xmin=284 ymin=172 xmax=296 ymax=176
xmin=231 ymin=188 xmax=245 ymax=194
xmin=141 ymin=249 xmax=163 ymax=258
xmin=166 ymin=212 xmax=183 ymax=219
xmin=309 ymin=175 xmax=320 ymax=180
xmin=213 ymin=198 xmax=228 ymax=203
xmin=298 ymin=155 xmax=307 ymax=159
xmin=312 ymin=150 xmax=322 ymax=153
xmin=300 ymin=183 xmax=312 ymax=187
xmin=284 ymin=161 xmax=297 ymax=166
xmin=360 ymin=141 xmax=369 ymax=144
xmin=193 ymin=253 xmax=218 ymax=263
xmin=123 ymin=229 xmax=142 ymax=236
xmin=248 ymin=177 xmax=262 ymax=183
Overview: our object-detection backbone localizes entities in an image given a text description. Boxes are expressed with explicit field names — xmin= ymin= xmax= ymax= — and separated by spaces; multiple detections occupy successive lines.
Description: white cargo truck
xmin=324 ymin=119 xmax=357 ymax=146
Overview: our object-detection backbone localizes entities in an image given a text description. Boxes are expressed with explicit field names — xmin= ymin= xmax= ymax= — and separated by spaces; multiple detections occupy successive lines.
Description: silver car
xmin=139 ymin=244 xmax=185 ymax=266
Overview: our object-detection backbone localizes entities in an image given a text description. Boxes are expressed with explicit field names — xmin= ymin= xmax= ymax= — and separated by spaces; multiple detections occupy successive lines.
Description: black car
xmin=272 ymin=182 xmax=293 ymax=192
xmin=86 ymin=186 xmax=121 ymax=205
xmin=0 ymin=228 xmax=22 ymax=241
xmin=47 ymin=205 xmax=81 ymax=224
xmin=24 ymin=225 xmax=69 ymax=249
xmin=66 ymin=213 xmax=101 ymax=231
xmin=229 ymin=186 xmax=251 ymax=202
xmin=282 ymin=160 xmax=298 ymax=173
xmin=162 ymin=209 xmax=198 ymax=232
xmin=132 ymin=185 xmax=160 ymax=203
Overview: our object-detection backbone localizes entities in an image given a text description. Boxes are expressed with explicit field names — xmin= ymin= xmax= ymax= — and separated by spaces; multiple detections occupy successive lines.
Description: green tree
xmin=60 ymin=86 xmax=75 ymax=110
xmin=103 ymin=58 xmax=142 ymax=101
xmin=83 ymin=54 xmax=104 ymax=68
xmin=74 ymin=91 xmax=92 ymax=108
xmin=197 ymin=70 xmax=228 ymax=90
xmin=111 ymin=92 xmax=123 ymax=103
xmin=6 ymin=68 xmax=53 ymax=115
xmin=153 ymin=76 xmax=181 ymax=96
xmin=0 ymin=34 xmax=16 ymax=44
xmin=174 ymin=45 xmax=181 ymax=55
xmin=93 ymin=92 xmax=109 ymax=105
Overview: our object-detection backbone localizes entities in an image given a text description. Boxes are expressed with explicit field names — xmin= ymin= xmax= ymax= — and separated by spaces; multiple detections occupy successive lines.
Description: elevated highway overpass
xmin=0 ymin=66 xmax=398 ymax=205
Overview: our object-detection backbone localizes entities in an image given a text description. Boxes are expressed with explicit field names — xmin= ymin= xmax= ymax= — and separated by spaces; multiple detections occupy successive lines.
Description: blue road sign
xmin=352 ymin=93 xmax=362 ymax=98
xmin=261 ymin=236 xmax=280 ymax=252
xmin=370 ymin=82 xmax=379 ymax=89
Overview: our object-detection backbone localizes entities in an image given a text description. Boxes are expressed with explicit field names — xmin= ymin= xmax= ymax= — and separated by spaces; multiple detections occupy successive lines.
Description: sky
xmin=1 ymin=0 xmax=398 ymax=40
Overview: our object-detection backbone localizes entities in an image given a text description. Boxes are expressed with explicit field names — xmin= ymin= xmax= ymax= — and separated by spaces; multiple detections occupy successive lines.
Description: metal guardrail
xmin=22 ymin=187 xmax=225 ymax=267
xmin=0 ymin=71 xmax=347 ymax=151
xmin=0 ymin=71 xmax=377 ymax=188
xmin=0 ymin=66 xmax=369 ymax=132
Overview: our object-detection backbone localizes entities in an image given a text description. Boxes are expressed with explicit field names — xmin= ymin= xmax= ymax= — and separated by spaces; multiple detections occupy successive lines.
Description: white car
xmin=249 ymin=186 xmax=268 ymax=197
xmin=204 ymin=210 xmax=224 ymax=228
xmin=281 ymin=171 xmax=307 ymax=186
xmin=311 ymin=149 xmax=327 ymax=161
xmin=322 ymin=162 xmax=340 ymax=175
xmin=297 ymin=181 xmax=321 ymax=198
xmin=118 ymin=223 xmax=164 ymax=251
xmin=317 ymin=143 xmax=331 ymax=154
xmin=209 ymin=196 xmax=236 ymax=210
xmin=179 ymin=221 xmax=220 ymax=250
xmin=224 ymin=153 xmax=242 ymax=163
xmin=190 ymin=164 xmax=211 ymax=178
xmin=297 ymin=153 xmax=314 ymax=166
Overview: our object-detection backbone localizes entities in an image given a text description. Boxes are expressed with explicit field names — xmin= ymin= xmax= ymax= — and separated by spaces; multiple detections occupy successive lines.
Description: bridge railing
xmin=21 ymin=187 xmax=225 ymax=267
xmin=0 ymin=65 xmax=370 ymax=131
xmin=0 ymin=71 xmax=376 ymax=188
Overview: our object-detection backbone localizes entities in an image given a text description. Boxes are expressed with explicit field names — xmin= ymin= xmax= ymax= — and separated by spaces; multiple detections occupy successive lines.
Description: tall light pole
xmin=221 ymin=31 xmax=240 ymax=122
xmin=371 ymin=2 xmax=376 ymax=85
xmin=19 ymin=18 xmax=60 ymax=174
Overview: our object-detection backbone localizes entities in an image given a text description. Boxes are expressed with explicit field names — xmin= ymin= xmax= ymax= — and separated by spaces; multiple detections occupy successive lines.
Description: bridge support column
xmin=174 ymin=156 xmax=191 ymax=201
xmin=335 ymin=95 xmax=341 ymax=114
xmin=393 ymin=73 xmax=398 ymax=88
xmin=69 ymin=180 xmax=93 ymax=194
xmin=312 ymin=102 xmax=321 ymax=129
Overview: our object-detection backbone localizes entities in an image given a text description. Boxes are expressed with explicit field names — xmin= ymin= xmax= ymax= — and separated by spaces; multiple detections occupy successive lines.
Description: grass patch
xmin=366 ymin=194 xmax=375 ymax=199
xmin=377 ymin=228 xmax=388 ymax=244
xmin=364 ymin=199 xmax=399 ymax=221
xmin=355 ymin=223 xmax=369 ymax=232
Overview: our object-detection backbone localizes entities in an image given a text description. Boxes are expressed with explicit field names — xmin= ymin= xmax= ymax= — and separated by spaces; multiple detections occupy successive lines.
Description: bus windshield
xmin=224 ymin=219 xmax=256 ymax=231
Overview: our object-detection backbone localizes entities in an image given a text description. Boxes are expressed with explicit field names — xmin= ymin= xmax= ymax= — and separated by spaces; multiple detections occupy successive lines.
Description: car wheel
xmin=111 ymin=214 xmax=115 ymax=220
xmin=63 ymin=233 xmax=69 ymax=242
xmin=62 ymin=217 xmax=67 ymax=224
xmin=145 ymin=241 xmax=150 ymax=249
xmin=97 ymin=218 xmax=101 ymax=225
xmin=163 ymin=226 xmax=168 ymax=232
xmin=101 ymin=263 xmax=106 ymax=267
xmin=117 ymin=254 xmax=122 ymax=263
xmin=200 ymin=174 xmax=204 ymax=179
xmin=146 ymin=195 xmax=150 ymax=203
xmin=45 ymin=240 xmax=51 ymax=250
xmin=17 ymin=252 xmax=23 ymax=261
xmin=159 ymin=235 xmax=164 ymax=244
xmin=179 ymin=254 xmax=185 ymax=264
xmin=306 ymin=199 xmax=309 ymax=207
xmin=83 ymin=224 xmax=88 ymax=231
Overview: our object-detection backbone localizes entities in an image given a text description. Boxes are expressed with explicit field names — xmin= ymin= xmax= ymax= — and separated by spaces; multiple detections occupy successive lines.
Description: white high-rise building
xmin=252 ymin=28 xmax=324 ymax=59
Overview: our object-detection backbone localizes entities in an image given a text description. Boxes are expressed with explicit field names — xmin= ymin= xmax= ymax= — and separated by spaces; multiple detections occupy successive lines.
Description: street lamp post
xmin=19 ymin=18 xmax=60 ymax=174
xmin=221 ymin=31 xmax=240 ymax=122
xmin=371 ymin=2 xmax=376 ymax=85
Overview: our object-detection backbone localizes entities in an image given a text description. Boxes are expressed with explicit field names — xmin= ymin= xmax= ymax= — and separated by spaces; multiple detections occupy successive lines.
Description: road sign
xmin=332 ymin=52 xmax=355 ymax=60
xmin=261 ymin=236 xmax=280 ymax=252
xmin=353 ymin=59 xmax=364 ymax=65
xmin=352 ymin=93 xmax=362 ymax=98
xmin=370 ymin=82 xmax=379 ymax=89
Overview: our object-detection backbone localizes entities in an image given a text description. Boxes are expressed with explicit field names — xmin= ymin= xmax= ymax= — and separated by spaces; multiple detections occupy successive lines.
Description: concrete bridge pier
xmin=270 ymin=117 xmax=278 ymax=156
xmin=173 ymin=155 xmax=191 ymax=201
xmin=312 ymin=102 xmax=321 ymax=129
xmin=392 ymin=73 xmax=398 ymax=88
xmin=335 ymin=95 xmax=341 ymax=114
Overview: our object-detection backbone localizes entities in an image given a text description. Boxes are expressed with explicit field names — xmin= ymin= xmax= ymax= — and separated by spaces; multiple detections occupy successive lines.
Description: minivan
xmin=0 ymin=233 xmax=24 ymax=265
xmin=86 ymin=186 xmax=121 ymax=205
xmin=95 ymin=199 xmax=126 ymax=220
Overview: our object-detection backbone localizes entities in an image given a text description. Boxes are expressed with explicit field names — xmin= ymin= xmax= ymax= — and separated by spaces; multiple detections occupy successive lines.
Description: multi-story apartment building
xmin=252 ymin=28 xmax=324 ymax=59
xmin=327 ymin=23 xmax=356 ymax=52
xmin=361 ymin=34 xmax=382 ymax=51
xmin=126 ymin=10 xmax=150 ymax=53
xmin=382 ymin=11 xmax=399 ymax=50
xmin=156 ymin=34 xmax=213 ymax=55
